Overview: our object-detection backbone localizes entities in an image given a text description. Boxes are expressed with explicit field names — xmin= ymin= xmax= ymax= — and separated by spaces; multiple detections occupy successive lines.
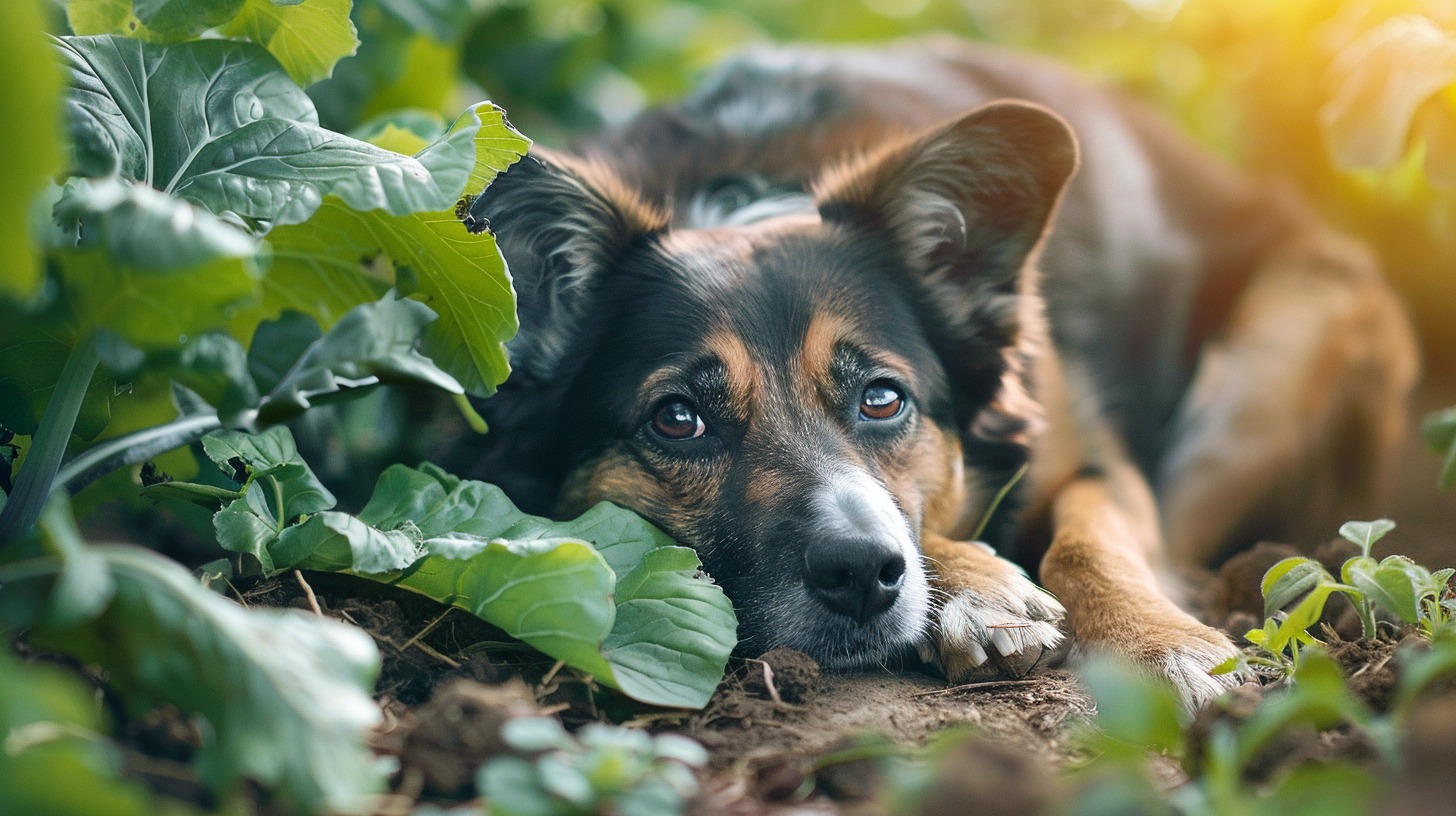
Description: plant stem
xmin=268 ymin=475 xmax=286 ymax=533
xmin=1358 ymin=599 xmax=1378 ymax=640
xmin=0 ymin=337 xmax=99 ymax=544
xmin=970 ymin=462 xmax=1028 ymax=543
xmin=55 ymin=413 xmax=222 ymax=495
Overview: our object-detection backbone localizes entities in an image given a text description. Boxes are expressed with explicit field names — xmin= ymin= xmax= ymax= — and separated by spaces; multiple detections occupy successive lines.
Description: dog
xmin=463 ymin=37 xmax=1419 ymax=707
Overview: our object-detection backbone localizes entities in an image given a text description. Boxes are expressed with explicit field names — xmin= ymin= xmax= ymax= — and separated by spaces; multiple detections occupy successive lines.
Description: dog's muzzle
xmin=802 ymin=468 xmax=929 ymax=641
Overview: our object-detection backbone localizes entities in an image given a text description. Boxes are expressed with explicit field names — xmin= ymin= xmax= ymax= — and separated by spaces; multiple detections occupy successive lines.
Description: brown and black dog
xmin=465 ymin=37 xmax=1419 ymax=707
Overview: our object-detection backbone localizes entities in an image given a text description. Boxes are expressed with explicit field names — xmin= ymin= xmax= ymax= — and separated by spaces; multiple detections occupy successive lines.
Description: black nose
xmin=803 ymin=537 xmax=906 ymax=623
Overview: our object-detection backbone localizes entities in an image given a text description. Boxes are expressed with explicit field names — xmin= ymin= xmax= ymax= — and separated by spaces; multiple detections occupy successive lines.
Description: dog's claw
xmin=932 ymin=572 xmax=1068 ymax=681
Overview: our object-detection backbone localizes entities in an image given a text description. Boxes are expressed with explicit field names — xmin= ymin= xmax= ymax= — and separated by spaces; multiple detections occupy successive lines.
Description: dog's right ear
xmin=467 ymin=148 xmax=667 ymax=384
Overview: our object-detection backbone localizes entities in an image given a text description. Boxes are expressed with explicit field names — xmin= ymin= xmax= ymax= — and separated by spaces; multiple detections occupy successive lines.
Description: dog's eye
xmin=860 ymin=381 xmax=905 ymax=421
xmin=652 ymin=399 xmax=707 ymax=440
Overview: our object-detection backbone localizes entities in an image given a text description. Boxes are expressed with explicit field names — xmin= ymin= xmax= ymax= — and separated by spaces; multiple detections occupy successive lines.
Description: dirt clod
xmin=395 ymin=679 xmax=540 ymax=799
xmin=1329 ymin=636 xmax=1405 ymax=712
xmin=744 ymin=649 xmax=821 ymax=704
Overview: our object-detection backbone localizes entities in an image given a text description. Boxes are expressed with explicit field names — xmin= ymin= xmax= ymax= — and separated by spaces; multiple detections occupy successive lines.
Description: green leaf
xmin=37 ymin=496 xmax=115 ymax=627
xmin=51 ymin=177 xmax=260 ymax=269
xmin=256 ymin=296 xmax=462 ymax=425
xmin=217 ymin=0 xmax=359 ymax=86
xmin=0 ymin=321 xmax=118 ymax=440
xmin=1338 ymin=519 xmax=1397 ymax=558
xmin=262 ymin=103 xmax=529 ymax=394
xmin=214 ymin=489 xmax=282 ymax=571
xmin=247 ymin=311 xmax=323 ymax=394
xmin=1078 ymin=655 xmax=1185 ymax=752
xmin=352 ymin=108 xmax=449 ymax=153
xmin=1422 ymin=407 xmax=1456 ymax=489
xmin=345 ymin=465 xmax=735 ymax=707
xmin=1396 ymin=634 xmax=1456 ymax=712
xmin=1347 ymin=555 xmax=1427 ymax=624
xmin=57 ymin=249 xmax=261 ymax=351
xmin=0 ymin=0 xmax=63 ymax=299
xmin=604 ymin=545 xmax=738 ymax=708
xmin=58 ymin=36 xmax=474 ymax=225
xmin=1262 ymin=557 xmax=1327 ymax=618
xmin=278 ymin=510 xmax=421 ymax=573
xmin=202 ymin=425 xmax=337 ymax=516
xmin=0 ymin=546 xmax=388 ymax=812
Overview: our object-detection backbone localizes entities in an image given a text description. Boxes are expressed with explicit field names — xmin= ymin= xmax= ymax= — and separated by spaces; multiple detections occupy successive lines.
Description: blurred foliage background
xmin=302 ymin=0 xmax=1456 ymax=379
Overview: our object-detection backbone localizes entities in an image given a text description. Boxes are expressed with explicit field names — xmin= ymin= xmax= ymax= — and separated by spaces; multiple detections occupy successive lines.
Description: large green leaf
xmin=0 ymin=0 xmax=63 ymax=300
xmin=263 ymin=102 xmax=528 ymax=394
xmin=0 ymin=545 xmax=388 ymax=812
xmin=57 ymin=36 xmax=480 ymax=226
xmin=57 ymin=249 xmax=262 ymax=350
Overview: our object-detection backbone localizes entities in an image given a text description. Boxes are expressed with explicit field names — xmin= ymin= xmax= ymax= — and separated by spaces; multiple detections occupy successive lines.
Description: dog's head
xmin=471 ymin=103 xmax=1077 ymax=668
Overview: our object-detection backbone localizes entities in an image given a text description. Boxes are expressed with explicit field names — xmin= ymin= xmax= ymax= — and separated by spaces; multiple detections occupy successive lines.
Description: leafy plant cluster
xmin=1229 ymin=520 xmax=1455 ymax=679
xmin=0 ymin=2 xmax=736 ymax=814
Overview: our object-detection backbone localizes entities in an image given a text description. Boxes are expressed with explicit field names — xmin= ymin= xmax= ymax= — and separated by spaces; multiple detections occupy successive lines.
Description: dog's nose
xmin=803 ymin=538 xmax=906 ymax=623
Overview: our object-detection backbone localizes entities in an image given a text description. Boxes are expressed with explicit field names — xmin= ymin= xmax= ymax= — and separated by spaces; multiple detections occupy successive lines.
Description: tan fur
xmin=705 ymin=329 xmax=761 ymax=423
xmin=1157 ymin=229 xmax=1420 ymax=563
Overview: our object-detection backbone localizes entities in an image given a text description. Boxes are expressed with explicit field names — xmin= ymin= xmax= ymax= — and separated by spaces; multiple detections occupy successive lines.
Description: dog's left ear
xmin=813 ymin=101 xmax=1078 ymax=288
xmin=815 ymin=102 xmax=1078 ymax=449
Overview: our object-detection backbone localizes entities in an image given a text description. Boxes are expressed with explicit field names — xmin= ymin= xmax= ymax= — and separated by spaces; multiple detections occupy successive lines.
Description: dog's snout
xmin=803 ymin=537 xmax=905 ymax=623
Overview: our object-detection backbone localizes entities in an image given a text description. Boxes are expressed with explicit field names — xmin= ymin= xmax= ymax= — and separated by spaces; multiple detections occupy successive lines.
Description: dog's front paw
xmin=931 ymin=568 xmax=1067 ymax=681
xmin=1147 ymin=622 xmax=1247 ymax=711
xmin=1084 ymin=610 xmax=1246 ymax=712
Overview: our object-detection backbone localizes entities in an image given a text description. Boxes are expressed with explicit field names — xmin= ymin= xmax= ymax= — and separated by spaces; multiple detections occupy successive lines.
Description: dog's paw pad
xmin=934 ymin=573 xmax=1066 ymax=681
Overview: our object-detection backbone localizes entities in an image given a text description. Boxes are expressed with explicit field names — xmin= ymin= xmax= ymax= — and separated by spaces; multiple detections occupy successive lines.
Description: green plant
xmin=478 ymin=717 xmax=707 ymax=816
xmin=1223 ymin=520 xmax=1455 ymax=679
xmin=174 ymin=424 xmax=738 ymax=708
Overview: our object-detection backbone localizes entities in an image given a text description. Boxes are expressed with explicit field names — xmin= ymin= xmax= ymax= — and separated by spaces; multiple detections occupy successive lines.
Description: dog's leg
xmin=923 ymin=533 xmax=1067 ymax=680
xmin=1158 ymin=231 xmax=1419 ymax=564
xmin=1025 ymin=350 xmax=1243 ymax=709
xmin=1039 ymin=464 xmax=1244 ymax=709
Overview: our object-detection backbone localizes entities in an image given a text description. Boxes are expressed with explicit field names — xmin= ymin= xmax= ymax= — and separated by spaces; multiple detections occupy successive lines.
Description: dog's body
xmin=468 ymin=38 xmax=1418 ymax=705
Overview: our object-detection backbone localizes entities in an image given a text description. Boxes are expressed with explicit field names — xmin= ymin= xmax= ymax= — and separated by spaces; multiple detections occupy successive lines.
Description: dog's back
xmin=579 ymin=37 xmax=1310 ymax=477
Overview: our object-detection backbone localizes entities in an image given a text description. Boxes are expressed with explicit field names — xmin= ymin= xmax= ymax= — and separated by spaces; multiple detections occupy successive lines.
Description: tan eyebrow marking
xmin=704 ymin=329 xmax=761 ymax=422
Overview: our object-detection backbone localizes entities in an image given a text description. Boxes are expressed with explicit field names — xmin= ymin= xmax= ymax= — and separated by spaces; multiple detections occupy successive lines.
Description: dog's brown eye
xmin=652 ymin=400 xmax=706 ymax=440
xmin=860 ymin=381 xmax=905 ymax=421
